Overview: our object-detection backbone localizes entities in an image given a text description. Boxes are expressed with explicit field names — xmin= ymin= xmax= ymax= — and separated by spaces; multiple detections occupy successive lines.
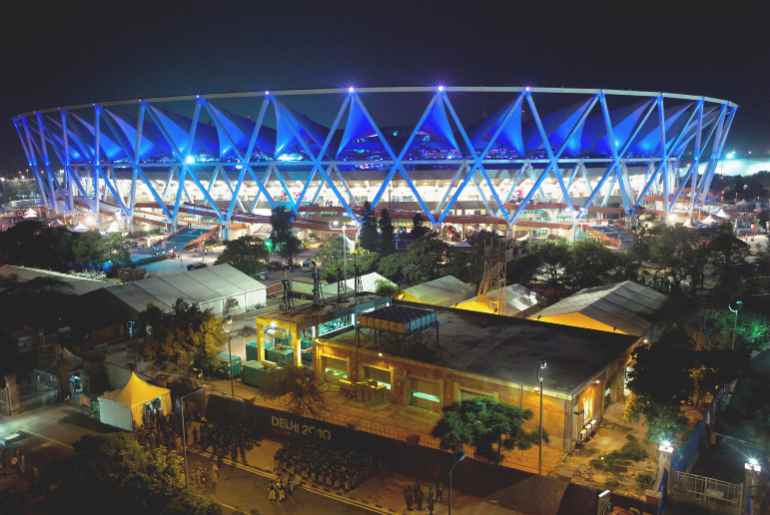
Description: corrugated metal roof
xmin=532 ymin=280 xmax=667 ymax=336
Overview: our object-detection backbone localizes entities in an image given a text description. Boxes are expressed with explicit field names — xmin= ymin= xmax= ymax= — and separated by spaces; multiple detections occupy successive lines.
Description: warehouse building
xmin=394 ymin=275 xmax=476 ymax=307
xmin=312 ymin=303 xmax=636 ymax=472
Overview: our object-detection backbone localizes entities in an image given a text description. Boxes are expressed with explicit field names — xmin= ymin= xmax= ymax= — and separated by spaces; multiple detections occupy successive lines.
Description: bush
xmin=636 ymin=472 xmax=656 ymax=490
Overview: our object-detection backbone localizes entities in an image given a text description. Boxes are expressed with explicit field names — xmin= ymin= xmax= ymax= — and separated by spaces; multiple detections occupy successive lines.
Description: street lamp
xmin=448 ymin=451 xmax=466 ymax=515
xmin=728 ymin=299 xmax=743 ymax=351
xmin=179 ymin=388 xmax=203 ymax=489
xmin=224 ymin=316 xmax=235 ymax=398
xmin=538 ymin=360 xmax=547 ymax=475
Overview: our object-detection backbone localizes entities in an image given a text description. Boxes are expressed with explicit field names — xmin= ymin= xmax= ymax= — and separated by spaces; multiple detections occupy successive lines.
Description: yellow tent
xmin=98 ymin=372 xmax=171 ymax=430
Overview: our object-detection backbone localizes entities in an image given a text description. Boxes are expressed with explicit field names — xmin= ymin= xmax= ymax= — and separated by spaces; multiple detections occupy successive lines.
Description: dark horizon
xmin=1 ymin=2 xmax=768 ymax=172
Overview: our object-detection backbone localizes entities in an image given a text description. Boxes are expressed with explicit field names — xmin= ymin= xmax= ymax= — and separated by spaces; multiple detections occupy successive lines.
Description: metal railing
xmin=671 ymin=470 xmax=743 ymax=514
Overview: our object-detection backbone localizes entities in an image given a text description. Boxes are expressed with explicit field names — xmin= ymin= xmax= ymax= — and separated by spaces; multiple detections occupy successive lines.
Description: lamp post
xmin=538 ymin=360 xmax=547 ymax=475
xmin=448 ymin=451 xmax=466 ymax=515
xmin=728 ymin=299 xmax=743 ymax=351
xmin=179 ymin=388 xmax=202 ymax=489
xmin=224 ymin=316 xmax=234 ymax=398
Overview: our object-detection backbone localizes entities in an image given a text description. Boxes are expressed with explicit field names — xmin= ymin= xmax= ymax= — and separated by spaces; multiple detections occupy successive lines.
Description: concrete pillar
xmin=292 ymin=327 xmax=302 ymax=368
xmin=256 ymin=323 xmax=266 ymax=362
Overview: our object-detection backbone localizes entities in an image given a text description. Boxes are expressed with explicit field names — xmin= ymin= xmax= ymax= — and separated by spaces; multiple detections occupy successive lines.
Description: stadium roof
xmin=103 ymin=264 xmax=266 ymax=314
xmin=396 ymin=275 xmax=476 ymax=307
xmin=0 ymin=264 xmax=112 ymax=296
xmin=531 ymin=281 xmax=667 ymax=336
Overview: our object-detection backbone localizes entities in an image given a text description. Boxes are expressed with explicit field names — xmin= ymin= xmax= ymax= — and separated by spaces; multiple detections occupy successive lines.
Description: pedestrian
xmin=415 ymin=482 xmax=424 ymax=511
xmin=268 ymin=484 xmax=276 ymax=501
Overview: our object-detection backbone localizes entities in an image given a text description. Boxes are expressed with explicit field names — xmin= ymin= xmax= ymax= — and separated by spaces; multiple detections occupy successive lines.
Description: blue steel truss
xmin=11 ymin=87 xmax=737 ymax=229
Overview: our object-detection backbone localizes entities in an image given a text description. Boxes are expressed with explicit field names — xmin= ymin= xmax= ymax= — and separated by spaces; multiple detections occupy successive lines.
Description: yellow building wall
xmin=531 ymin=312 xmax=632 ymax=335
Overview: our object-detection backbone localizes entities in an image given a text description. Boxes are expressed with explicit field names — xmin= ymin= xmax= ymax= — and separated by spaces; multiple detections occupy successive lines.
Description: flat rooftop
xmin=257 ymin=294 xmax=388 ymax=328
xmin=322 ymin=303 xmax=636 ymax=396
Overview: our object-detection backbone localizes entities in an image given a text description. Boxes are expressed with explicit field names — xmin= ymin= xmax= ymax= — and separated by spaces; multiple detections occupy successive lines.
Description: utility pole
xmin=538 ymin=360 xmax=547 ymax=475
xmin=729 ymin=299 xmax=743 ymax=351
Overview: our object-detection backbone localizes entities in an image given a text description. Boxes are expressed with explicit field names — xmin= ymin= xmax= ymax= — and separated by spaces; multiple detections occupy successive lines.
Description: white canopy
xmin=98 ymin=372 xmax=171 ymax=430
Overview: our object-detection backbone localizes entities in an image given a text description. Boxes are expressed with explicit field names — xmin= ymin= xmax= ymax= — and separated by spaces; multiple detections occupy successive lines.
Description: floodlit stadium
xmin=11 ymin=86 xmax=737 ymax=237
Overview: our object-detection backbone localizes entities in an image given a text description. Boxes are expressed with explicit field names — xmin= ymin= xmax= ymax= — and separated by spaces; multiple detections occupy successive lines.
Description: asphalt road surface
xmin=189 ymin=454 xmax=375 ymax=515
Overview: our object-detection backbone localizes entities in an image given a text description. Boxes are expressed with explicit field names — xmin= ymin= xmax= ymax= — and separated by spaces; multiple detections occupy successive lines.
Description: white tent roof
xmin=104 ymin=264 xmax=266 ymax=314
xmin=399 ymin=275 xmax=476 ymax=307
xmin=532 ymin=280 xmax=667 ymax=336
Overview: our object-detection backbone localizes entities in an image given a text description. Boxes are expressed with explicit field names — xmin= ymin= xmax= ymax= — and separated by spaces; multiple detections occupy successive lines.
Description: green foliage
xmin=431 ymin=398 xmax=543 ymax=463
xmin=703 ymin=309 xmax=770 ymax=352
xmin=215 ymin=235 xmax=269 ymax=277
xmin=139 ymin=299 xmax=226 ymax=374
xmin=377 ymin=236 xmax=448 ymax=286
xmin=358 ymin=201 xmax=380 ymax=252
xmin=0 ymin=220 xmax=131 ymax=272
xmin=48 ymin=433 xmax=221 ymax=515
xmin=378 ymin=208 xmax=395 ymax=255
xmin=410 ymin=212 xmax=431 ymax=239
xmin=627 ymin=327 xmax=694 ymax=406
xmin=374 ymin=279 xmax=398 ymax=296
xmin=264 ymin=365 xmax=325 ymax=416
xmin=315 ymin=235 xmax=379 ymax=282
xmin=270 ymin=206 xmax=302 ymax=266
xmin=589 ymin=435 xmax=648 ymax=473
xmin=636 ymin=472 xmax=656 ymax=490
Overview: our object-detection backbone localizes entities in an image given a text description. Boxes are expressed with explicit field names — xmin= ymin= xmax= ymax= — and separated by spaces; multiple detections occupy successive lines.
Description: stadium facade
xmin=11 ymin=87 xmax=737 ymax=234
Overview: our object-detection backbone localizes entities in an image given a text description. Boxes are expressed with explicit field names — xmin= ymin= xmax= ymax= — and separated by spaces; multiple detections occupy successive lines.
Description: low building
xmin=394 ymin=275 xmax=475 ymax=307
xmin=455 ymin=283 xmax=540 ymax=317
xmin=529 ymin=280 xmax=667 ymax=338
xmin=313 ymin=303 xmax=636 ymax=472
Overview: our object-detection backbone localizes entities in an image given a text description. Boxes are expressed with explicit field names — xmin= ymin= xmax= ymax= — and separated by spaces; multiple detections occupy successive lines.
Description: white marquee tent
xmin=98 ymin=372 xmax=171 ymax=431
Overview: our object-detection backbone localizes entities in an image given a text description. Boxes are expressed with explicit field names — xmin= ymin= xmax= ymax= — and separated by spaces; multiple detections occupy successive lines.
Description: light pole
xmin=448 ymin=451 xmax=466 ymax=515
xmin=225 ymin=316 xmax=235 ymax=398
xmin=728 ymin=299 xmax=743 ymax=351
xmin=179 ymin=388 xmax=202 ymax=489
xmin=538 ymin=360 xmax=547 ymax=475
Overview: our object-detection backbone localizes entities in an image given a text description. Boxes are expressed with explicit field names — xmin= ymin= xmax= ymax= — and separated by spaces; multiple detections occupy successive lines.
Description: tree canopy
xmin=269 ymin=206 xmax=302 ymax=266
xmin=358 ymin=201 xmax=380 ymax=252
xmin=43 ymin=433 xmax=221 ymax=515
xmin=432 ymin=398 xmax=543 ymax=463
xmin=378 ymin=208 xmax=395 ymax=255
xmin=138 ymin=299 xmax=226 ymax=374
xmin=214 ymin=235 xmax=268 ymax=277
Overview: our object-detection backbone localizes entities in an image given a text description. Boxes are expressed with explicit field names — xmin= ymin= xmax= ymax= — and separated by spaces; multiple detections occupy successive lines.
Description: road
xmin=1 ymin=404 xmax=376 ymax=514
xmin=188 ymin=454 xmax=376 ymax=515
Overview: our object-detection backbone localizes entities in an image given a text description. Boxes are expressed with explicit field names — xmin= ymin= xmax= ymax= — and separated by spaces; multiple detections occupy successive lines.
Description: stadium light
xmin=264 ymin=90 xmax=270 ymax=96
xmin=726 ymin=150 xmax=736 ymax=159
xmin=437 ymin=85 xmax=445 ymax=92
xmin=184 ymin=155 xmax=196 ymax=165
xmin=348 ymin=86 xmax=355 ymax=93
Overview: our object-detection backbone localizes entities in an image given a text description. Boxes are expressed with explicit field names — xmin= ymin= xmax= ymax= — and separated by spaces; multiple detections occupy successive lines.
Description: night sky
xmin=1 ymin=2 xmax=768 ymax=173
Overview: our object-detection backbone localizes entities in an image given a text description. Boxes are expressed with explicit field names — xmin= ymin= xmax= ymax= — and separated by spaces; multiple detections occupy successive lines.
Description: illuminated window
xmin=322 ymin=356 xmax=348 ymax=381
xmin=363 ymin=366 xmax=391 ymax=390
xmin=583 ymin=397 xmax=593 ymax=421
xmin=409 ymin=378 xmax=441 ymax=409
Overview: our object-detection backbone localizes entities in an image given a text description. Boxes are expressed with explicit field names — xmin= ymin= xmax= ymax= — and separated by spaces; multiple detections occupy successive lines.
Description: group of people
xmin=274 ymin=440 xmax=375 ymax=493
xmin=267 ymin=474 xmax=296 ymax=502
xmin=404 ymin=481 xmax=443 ymax=514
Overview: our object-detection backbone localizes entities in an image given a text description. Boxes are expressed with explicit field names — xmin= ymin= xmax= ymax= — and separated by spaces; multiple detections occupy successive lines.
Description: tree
xmin=531 ymin=240 xmax=571 ymax=289
xmin=377 ymin=235 xmax=448 ymax=286
xmin=432 ymin=398 xmax=543 ymax=463
xmin=139 ymin=300 xmax=226 ymax=374
xmin=358 ymin=201 xmax=380 ymax=252
xmin=315 ymin=235 xmax=379 ymax=282
xmin=270 ymin=206 xmax=302 ymax=267
xmin=266 ymin=365 xmax=326 ymax=416
xmin=45 ymin=433 xmax=221 ymax=515
xmin=410 ymin=212 xmax=431 ymax=239
xmin=215 ymin=235 xmax=268 ymax=277
xmin=379 ymin=208 xmax=396 ymax=255
xmin=565 ymin=239 xmax=634 ymax=291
